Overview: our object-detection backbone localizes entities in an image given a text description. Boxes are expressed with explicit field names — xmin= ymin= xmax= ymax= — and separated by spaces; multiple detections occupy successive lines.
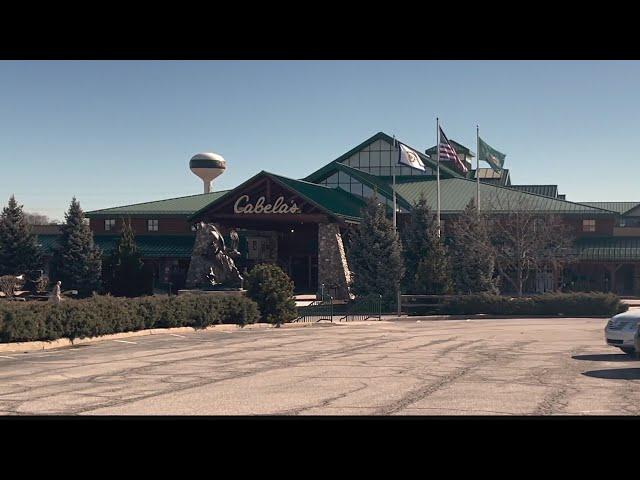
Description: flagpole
xmin=476 ymin=124 xmax=480 ymax=213
xmin=392 ymin=136 xmax=397 ymax=230
xmin=436 ymin=117 xmax=441 ymax=237
xmin=393 ymin=135 xmax=401 ymax=318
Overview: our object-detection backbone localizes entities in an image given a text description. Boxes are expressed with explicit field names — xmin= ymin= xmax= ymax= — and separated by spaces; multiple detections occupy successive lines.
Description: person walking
xmin=49 ymin=281 xmax=62 ymax=304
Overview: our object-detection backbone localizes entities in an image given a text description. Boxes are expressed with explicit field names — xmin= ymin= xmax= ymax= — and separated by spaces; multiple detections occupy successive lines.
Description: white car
xmin=605 ymin=311 xmax=640 ymax=354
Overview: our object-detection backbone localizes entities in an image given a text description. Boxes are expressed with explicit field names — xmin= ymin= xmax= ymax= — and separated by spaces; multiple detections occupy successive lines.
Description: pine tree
xmin=0 ymin=195 xmax=43 ymax=276
xmin=449 ymin=200 xmax=499 ymax=294
xmin=347 ymin=196 xmax=404 ymax=307
xmin=401 ymin=194 xmax=451 ymax=294
xmin=108 ymin=218 xmax=145 ymax=297
xmin=50 ymin=197 xmax=102 ymax=296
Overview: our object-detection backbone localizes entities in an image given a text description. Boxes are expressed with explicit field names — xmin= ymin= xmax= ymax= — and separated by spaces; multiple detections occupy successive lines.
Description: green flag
xmin=478 ymin=136 xmax=506 ymax=173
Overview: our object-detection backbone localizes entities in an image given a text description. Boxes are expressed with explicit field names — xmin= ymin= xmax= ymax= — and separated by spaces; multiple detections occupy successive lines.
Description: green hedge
xmin=439 ymin=292 xmax=628 ymax=317
xmin=0 ymin=294 xmax=260 ymax=343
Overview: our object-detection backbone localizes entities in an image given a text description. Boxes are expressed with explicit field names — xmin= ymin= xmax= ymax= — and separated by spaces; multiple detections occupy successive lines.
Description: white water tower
xmin=189 ymin=152 xmax=226 ymax=193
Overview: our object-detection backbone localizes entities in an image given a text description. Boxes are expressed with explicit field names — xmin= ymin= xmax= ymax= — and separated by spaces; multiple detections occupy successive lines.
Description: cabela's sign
xmin=234 ymin=195 xmax=301 ymax=214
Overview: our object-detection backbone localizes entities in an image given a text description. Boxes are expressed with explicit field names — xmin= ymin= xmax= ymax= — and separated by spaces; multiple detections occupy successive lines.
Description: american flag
xmin=439 ymin=127 xmax=468 ymax=173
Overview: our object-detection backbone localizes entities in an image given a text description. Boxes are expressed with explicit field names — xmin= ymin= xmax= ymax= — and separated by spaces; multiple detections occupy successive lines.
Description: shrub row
xmin=439 ymin=292 xmax=629 ymax=317
xmin=0 ymin=294 xmax=260 ymax=344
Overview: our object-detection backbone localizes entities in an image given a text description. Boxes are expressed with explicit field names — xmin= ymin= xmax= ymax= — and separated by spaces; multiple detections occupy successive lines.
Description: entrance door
xmin=290 ymin=256 xmax=311 ymax=293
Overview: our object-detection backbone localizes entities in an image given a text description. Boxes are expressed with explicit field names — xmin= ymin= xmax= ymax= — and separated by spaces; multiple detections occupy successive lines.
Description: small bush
xmin=245 ymin=264 xmax=297 ymax=325
xmin=36 ymin=275 xmax=49 ymax=293
xmin=439 ymin=292 xmax=628 ymax=317
xmin=0 ymin=293 xmax=260 ymax=343
xmin=0 ymin=276 xmax=19 ymax=298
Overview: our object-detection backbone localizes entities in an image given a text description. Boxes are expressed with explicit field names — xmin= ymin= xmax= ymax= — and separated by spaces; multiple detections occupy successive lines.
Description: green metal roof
xmin=473 ymin=168 xmax=511 ymax=186
xmin=575 ymin=237 xmax=640 ymax=262
xmin=510 ymin=185 xmax=559 ymax=198
xmin=580 ymin=202 xmax=640 ymax=215
xmin=37 ymin=234 xmax=195 ymax=258
xmin=86 ymin=191 xmax=229 ymax=217
xmin=262 ymin=173 xmax=367 ymax=222
xmin=189 ymin=171 xmax=368 ymax=223
xmin=393 ymin=177 xmax=615 ymax=215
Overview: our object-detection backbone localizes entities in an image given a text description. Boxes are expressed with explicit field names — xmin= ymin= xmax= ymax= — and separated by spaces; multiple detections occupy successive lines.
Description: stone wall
xmin=318 ymin=223 xmax=352 ymax=300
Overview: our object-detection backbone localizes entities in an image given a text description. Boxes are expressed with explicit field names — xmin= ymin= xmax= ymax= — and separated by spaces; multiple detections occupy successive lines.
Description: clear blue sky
xmin=1 ymin=60 xmax=639 ymax=221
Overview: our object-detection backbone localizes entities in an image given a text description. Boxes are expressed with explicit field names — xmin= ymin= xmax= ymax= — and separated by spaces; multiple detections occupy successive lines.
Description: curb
xmin=0 ymin=320 xmax=338 ymax=354
xmin=383 ymin=314 xmax=613 ymax=322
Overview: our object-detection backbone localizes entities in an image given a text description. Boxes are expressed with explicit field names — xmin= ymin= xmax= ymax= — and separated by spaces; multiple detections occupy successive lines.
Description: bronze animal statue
xmin=185 ymin=222 xmax=243 ymax=289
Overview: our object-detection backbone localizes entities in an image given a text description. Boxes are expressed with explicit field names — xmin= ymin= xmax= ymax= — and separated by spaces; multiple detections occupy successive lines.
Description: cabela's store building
xmin=37 ymin=132 xmax=640 ymax=298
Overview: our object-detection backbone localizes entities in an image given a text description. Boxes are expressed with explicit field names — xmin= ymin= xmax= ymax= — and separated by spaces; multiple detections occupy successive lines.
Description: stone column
xmin=317 ymin=223 xmax=352 ymax=300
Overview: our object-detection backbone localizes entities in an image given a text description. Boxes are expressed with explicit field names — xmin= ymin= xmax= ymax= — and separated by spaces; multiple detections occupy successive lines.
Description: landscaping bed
xmin=0 ymin=294 xmax=260 ymax=343
xmin=425 ymin=292 xmax=628 ymax=317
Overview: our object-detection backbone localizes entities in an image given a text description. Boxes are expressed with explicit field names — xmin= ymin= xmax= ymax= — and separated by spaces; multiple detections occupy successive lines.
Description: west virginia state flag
xmin=478 ymin=136 xmax=506 ymax=173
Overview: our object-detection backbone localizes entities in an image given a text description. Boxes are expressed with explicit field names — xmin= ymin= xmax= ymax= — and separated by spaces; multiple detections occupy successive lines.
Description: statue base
xmin=177 ymin=289 xmax=247 ymax=298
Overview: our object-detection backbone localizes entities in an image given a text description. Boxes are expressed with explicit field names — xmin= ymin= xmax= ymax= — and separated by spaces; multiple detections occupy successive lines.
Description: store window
xmin=582 ymin=219 xmax=596 ymax=232
xmin=247 ymin=237 xmax=273 ymax=261
xmin=105 ymin=219 xmax=116 ymax=231
xmin=148 ymin=219 xmax=159 ymax=232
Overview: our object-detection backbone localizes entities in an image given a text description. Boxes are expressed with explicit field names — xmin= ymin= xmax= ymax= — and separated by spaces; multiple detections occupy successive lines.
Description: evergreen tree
xmin=0 ymin=195 xmax=43 ymax=276
xmin=449 ymin=200 xmax=499 ymax=294
xmin=108 ymin=218 xmax=146 ymax=297
xmin=245 ymin=263 xmax=297 ymax=325
xmin=347 ymin=196 xmax=404 ymax=306
xmin=401 ymin=194 xmax=451 ymax=294
xmin=50 ymin=197 xmax=102 ymax=296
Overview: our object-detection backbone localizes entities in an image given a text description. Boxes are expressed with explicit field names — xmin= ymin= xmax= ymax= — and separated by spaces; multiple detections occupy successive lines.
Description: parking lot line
xmin=113 ymin=340 xmax=137 ymax=345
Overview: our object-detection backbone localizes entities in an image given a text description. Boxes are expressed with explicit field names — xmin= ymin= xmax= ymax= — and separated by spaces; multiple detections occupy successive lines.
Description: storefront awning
xmin=575 ymin=237 xmax=640 ymax=262
xmin=37 ymin=234 xmax=195 ymax=258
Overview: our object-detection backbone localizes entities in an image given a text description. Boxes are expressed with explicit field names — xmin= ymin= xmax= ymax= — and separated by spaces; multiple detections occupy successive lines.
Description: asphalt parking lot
xmin=0 ymin=315 xmax=639 ymax=415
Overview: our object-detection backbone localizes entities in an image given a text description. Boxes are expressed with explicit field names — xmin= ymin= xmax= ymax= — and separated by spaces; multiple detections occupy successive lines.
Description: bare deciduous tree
xmin=485 ymin=194 xmax=575 ymax=296
xmin=24 ymin=212 xmax=51 ymax=225
xmin=535 ymin=215 xmax=576 ymax=291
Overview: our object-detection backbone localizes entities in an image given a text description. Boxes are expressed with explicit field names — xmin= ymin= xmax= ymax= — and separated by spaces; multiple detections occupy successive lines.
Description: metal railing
xmin=294 ymin=289 xmax=383 ymax=323
xmin=339 ymin=294 xmax=382 ymax=322
xmin=294 ymin=296 xmax=334 ymax=323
